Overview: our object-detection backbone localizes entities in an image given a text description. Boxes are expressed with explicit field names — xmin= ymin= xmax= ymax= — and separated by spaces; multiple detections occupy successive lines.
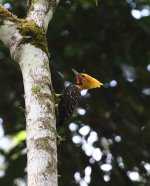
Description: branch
xmin=0 ymin=4 xmax=22 ymax=54
xmin=27 ymin=0 xmax=60 ymax=30
xmin=0 ymin=0 xmax=60 ymax=57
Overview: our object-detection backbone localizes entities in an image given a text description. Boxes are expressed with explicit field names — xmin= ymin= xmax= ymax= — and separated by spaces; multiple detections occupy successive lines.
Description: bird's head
xmin=72 ymin=69 xmax=103 ymax=90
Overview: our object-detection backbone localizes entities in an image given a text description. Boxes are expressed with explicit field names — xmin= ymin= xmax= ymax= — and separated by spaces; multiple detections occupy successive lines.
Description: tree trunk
xmin=20 ymin=44 xmax=57 ymax=186
xmin=0 ymin=1 xmax=60 ymax=185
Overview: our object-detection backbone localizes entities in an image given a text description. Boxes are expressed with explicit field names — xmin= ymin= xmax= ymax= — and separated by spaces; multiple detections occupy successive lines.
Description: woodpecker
xmin=57 ymin=69 xmax=103 ymax=126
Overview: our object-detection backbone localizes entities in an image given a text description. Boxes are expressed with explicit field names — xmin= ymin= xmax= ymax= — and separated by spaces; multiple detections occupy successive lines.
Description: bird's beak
xmin=72 ymin=68 xmax=81 ymax=76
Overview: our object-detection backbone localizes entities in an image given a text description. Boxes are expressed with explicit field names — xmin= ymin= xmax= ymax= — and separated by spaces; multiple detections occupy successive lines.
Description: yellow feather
xmin=78 ymin=73 xmax=103 ymax=90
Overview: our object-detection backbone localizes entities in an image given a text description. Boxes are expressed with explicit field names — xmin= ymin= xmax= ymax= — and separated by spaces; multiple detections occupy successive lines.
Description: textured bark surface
xmin=0 ymin=1 xmax=60 ymax=185
xmin=20 ymin=44 xmax=57 ymax=186
xmin=27 ymin=0 xmax=58 ymax=30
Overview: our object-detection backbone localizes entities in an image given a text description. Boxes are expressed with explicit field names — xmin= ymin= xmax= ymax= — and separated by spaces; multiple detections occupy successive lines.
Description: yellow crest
xmin=78 ymin=73 xmax=103 ymax=90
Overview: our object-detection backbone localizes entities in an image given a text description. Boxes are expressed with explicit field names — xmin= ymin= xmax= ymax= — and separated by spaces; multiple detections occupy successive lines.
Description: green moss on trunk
xmin=0 ymin=4 xmax=20 ymax=24
xmin=0 ymin=4 xmax=49 ymax=56
xmin=17 ymin=20 xmax=50 ymax=57
xmin=32 ymin=84 xmax=43 ymax=94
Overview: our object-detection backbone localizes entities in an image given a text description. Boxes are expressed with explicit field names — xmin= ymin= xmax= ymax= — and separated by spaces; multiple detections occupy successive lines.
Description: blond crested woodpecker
xmin=57 ymin=69 xmax=103 ymax=126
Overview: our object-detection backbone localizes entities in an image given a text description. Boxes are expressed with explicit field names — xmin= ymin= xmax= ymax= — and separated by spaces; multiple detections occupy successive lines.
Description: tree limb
xmin=27 ymin=0 xmax=60 ymax=30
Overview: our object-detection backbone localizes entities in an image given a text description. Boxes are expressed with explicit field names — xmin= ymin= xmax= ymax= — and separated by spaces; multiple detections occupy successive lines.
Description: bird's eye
xmin=82 ymin=74 xmax=85 ymax=78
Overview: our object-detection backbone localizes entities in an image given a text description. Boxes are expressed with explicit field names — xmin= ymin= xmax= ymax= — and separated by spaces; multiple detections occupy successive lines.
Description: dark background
xmin=0 ymin=0 xmax=150 ymax=185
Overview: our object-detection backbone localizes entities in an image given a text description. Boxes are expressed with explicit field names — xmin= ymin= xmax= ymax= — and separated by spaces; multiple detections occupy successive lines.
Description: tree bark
xmin=0 ymin=1 xmax=60 ymax=185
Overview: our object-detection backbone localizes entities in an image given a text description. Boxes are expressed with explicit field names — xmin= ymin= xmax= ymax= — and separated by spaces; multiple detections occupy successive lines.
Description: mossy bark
xmin=0 ymin=1 xmax=60 ymax=186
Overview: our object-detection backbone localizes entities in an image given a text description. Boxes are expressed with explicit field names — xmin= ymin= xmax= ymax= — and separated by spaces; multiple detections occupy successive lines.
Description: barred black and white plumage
xmin=57 ymin=84 xmax=80 ymax=126
xmin=56 ymin=69 xmax=103 ymax=127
